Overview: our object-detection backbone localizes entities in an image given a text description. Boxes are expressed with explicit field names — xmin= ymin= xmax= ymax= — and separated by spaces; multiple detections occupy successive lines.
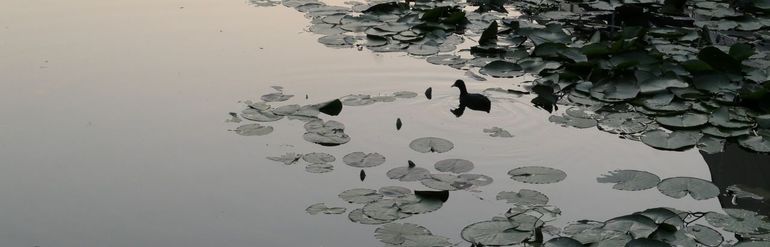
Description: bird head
xmin=451 ymin=80 xmax=464 ymax=88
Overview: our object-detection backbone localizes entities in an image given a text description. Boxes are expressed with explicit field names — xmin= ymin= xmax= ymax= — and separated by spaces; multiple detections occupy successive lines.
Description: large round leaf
xmin=641 ymin=130 xmax=703 ymax=151
xmin=461 ymin=220 xmax=529 ymax=246
xmin=343 ymin=152 xmax=386 ymax=167
xmin=434 ymin=159 xmax=474 ymax=173
xmin=597 ymin=170 xmax=661 ymax=191
xmin=339 ymin=188 xmax=383 ymax=204
xmin=657 ymin=177 xmax=720 ymax=200
xmin=375 ymin=223 xmax=432 ymax=245
xmin=507 ymin=166 xmax=567 ymax=184
xmin=233 ymin=123 xmax=274 ymax=136
xmin=409 ymin=137 xmax=454 ymax=153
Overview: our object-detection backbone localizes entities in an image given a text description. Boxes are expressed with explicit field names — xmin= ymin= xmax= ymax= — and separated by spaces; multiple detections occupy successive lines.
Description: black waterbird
xmin=451 ymin=80 xmax=491 ymax=117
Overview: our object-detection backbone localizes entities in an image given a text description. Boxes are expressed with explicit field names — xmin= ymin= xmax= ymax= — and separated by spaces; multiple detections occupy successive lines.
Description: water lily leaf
xmin=420 ymin=174 xmax=472 ymax=191
xmin=340 ymin=94 xmax=375 ymax=106
xmin=507 ymin=166 xmax=567 ymax=184
xmin=734 ymin=241 xmax=770 ymax=247
xmin=302 ymin=152 xmax=335 ymax=164
xmin=305 ymin=163 xmax=334 ymax=173
xmin=409 ymin=137 xmax=454 ymax=153
xmin=339 ymin=188 xmax=383 ymax=204
xmin=641 ymin=130 xmax=703 ymax=151
xmin=267 ymin=153 xmax=302 ymax=165
xmin=640 ymin=77 xmax=689 ymax=94
xmin=686 ymin=224 xmax=723 ymax=247
xmin=604 ymin=214 xmax=658 ymax=238
xmin=636 ymin=208 xmax=686 ymax=229
xmin=497 ymin=189 xmax=549 ymax=205
xmin=303 ymin=120 xmax=351 ymax=146
xmin=657 ymin=177 xmax=720 ymax=200
xmin=379 ymin=186 xmax=412 ymax=198
xmin=261 ymin=92 xmax=294 ymax=102
xmin=697 ymin=135 xmax=726 ymax=154
xmin=597 ymin=170 xmax=661 ymax=191
xmin=479 ymin=60 xmax=524 ymax=78
xmin=242 ymin=108 xmax=284 ymax=122
xmin=698 ymin=46 xmax=741 ymax=73
xmin=408 ymin=43 xmax=440 ymax=56
xmin=590 ymin=79 xmax=640 ymax=102
xmin=461 ymin=220 xmax=529 ymax=246
xmin=343 ymin=152 xmax=386 ymax=167
xmin=434 ymin=159 xmax=474 ymax=173
xmin=427 ymin=54 xmax=466 ymax=65
xmin=272 ymin=104 xmax=300 ymax=116
xmin=348 ymin=208 xmax=390 ymax=225
xmin=306 ymin=203 xmax=346 ymax=215
xmin=398 ymin=195 xmax=444 ymax=214
xmin=459 ymin=173 xmax=494 ymax=186
xmin=401 ymin=235 xmax=452 ymax=247
xmin=655 ymin=113 xmax=709 ymax=128
xmin=739 ymin=135 xmax=770 ymax=153
xmin=387 ymin=166 xmax=431 ymax=181
xmin=375 ymin=223 xmax=432 ymax=245
xmin=705 ymin=209 xmax=770 ymax=234
xmin=709 ymin=107 xmax=754 ymax=129
xmin=549 ymin=114 xmax=598 ymax=129
xmin=233 ymin=123 xmax=274 ymax=136
xmin=363 ymin=199 xmax=410 ymax=221
xmin=599 ymin=112 xmax=653 ymax=134
xmin=544 ymin=237 xmax=583 ymax=247
xmin=484 ymin=127 xmax=513 ymax=137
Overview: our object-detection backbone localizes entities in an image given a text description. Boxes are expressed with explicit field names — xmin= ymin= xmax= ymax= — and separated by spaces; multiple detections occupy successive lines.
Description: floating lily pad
xmin=686 ymin=224 xmax=723 ymax=247
xmin=603 ymin=214 xmax=658 ymax=238
xmin=434 ymin=159 xmax=474 ymax=173
xmin=657 ymin=177 xmax=720 ymax=200
xmin=641 ymin=130 xmax=703 ymax=151
xmin=427 ymin=54 xmax=466 ymax=65
xmin=459 ymin=174 xmax=494 ymax=186
xmin=420 ymin=174 xmax=472 ymax=191
xmin=409 ymin=137 xmax=454 ymax=153
xmin=497 ymin=189 xmax=549 ymax=205
xmin=379 ymin=186 xmax=411 ymax=198
xmin=461 ymin=220 xmax=529 ymax=246
xmin=343 ymin=152 xmax=386 ymax=167
xmin=697 ymin=135 xmax=726 ymax=154
xmin=407 ymin=43 xmax=440 ymax=56
xmin=306 ymin=203 xmax=346 ymax=215
xmin=393 ymin=91 xmax=419 ymax=98
xmin=655 ymin=113 xmax=709 ymax=128
xmin=507 ymin=166 xmax=567 ymax=184
xmin=363 ymin=199 xmax=409 ymax=221
xmin=739 ymin=135 xmax=770 ymax=153
xmin=625 ymin=238 xmax=671 ymax=247
xmin=484 ymin=127 xmax=513 ymax=137
xmin=348 ymin=208 xmax=390 ymax=225
xmin=401 ymin=235 xmax=452 ymax=247
xmin=261 ymin=92 xmax=294 ymax=102
xmin=305 ymin=163 xmax=334 ymax=173
xmin=636 ymin=208 xmax=686 ymax=229
xmin=233 ymin=123 xmax=274 ymax=136
xmin=479 ymin=60 xmax=524 ymax=78
xmin=272 ymin=104 xmax=300 ymax=116
xmin=549 ymin=114 xmax=598 ymax=129
xmin=705 ymin=209 xmax=770 ymax=234
xmin=375 ymin=223 xmax=431 ymax=245
xmin=242 ymin=108 xmax=284 ymax=122
xmin=302 ymin=152 xmax=335 ymax=164
xmin=398 ymin=195 xmax=444 ymax=214
xmin=303 ymin=120 xmax=351 ymax=146
xmin=267 ymin=153 xmax=302 ymax=165
xmin=597 ymin=170 xmax=661 ymax=191
xmin=544 ymin=237 xmax=583 ymax=247
xmin=339 ymin=188 xmax=384 ymax=204
xmin=387 ymin=166 xmax=431 ymax=181
xmin=598 ymin=112 xmax=652 ymax=134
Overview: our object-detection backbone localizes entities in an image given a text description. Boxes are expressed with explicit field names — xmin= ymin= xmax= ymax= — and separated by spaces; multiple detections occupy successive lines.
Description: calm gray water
xmin=0 ymin=0 xmax=748 ymax=246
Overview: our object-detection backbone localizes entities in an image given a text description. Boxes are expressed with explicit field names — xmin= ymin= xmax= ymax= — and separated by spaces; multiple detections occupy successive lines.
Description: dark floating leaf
xmin=396 ymin=118 xmax=402 ymax=130
xmin=409 ymin=137 xmax=454 ymax=153
xmin=306 ymin=203 xmax=346 ymax=215
xmin=625 ymin=238 xmax=671 ymax=247
xmin=408 ymin=160 xmax=416 ymax=168
xmin=597 ymin=170 xmax=661 ymax=191
xmin=379 ymin=186 xmax=411 ymax=198
xmin=360 ymin=169 xmax=366 ymax=181
xmin=657 ymin=177 xmax=720 ymax=200
xmin=603 ymin=214 xmax=658 ymax=239
xmin=507 ymin=166 xmax=567 ymax=184
xmin=318 ymin=99 xmax=343 ymax=116
xmin=343 ymin=152 xmax=386 ymax=168
xmin=425 ymin=87 xmax=432 ymax=100
xmin=705 ymin=209 xmax=770 ymax=234
xmin=348 ymin=208 xmax=389 ymax=225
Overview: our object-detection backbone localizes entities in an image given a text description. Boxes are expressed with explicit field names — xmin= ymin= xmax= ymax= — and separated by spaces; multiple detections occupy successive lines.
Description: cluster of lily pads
xmin=598 ymin=169 xmax=722 ymax=200
xmin=251 ymin=0 xmax=770 ymax=154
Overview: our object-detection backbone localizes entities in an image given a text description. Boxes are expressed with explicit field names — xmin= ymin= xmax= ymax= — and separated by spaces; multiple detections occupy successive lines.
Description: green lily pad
xmin=603 ymin=214 xmax=658 ymax=239
xmin=302 ymin=152 xmax=335 ymax=164
xmin=339 ymin=188 xmax=384 ymax=204
xmin=305 ymin=163 xmax=334 ymax=173
xmin=261 ymin=92 xmax=294 ymax=102
xmin=479 ymin=60 xmax=524 ymax=78
xmin=625 ymin=238 xmax=671 ymax=247
xmin=655 ymin=113 xmax=709 ymax=128
xmin=241 ymin=108 xmax=284 ymax=122
xmin=686 ymin=224 xmax=723 ymax=247
xmin=379 ymin=186 xmax=412 ymax=198
xmin=497 ymin=189 xmax=549 ymax=205
xmin=657 ymin=177 xmax=720 ymax=200
xmin=343 ymin=152 xmax=386 ymax=167
xmin=544 ymin=237 xmax=583 ymax=247
xmin=267 ymin=153 xmax=302 ymax=165
xmin=420 ymin=174 xmax=472 ymax=191
xmin=272 ymin=104 xmax=301 ymax=116
xmin=597 ymin=170 xmax=661 ymax=191
xmin=303 ymin=120 xmax=351 ymax=146
xmin=375 ymin=223 xmax=432 ymax=245
xmin=508 ymin=166 xmax=567 ymax=184
xmin=697 ymin=135 xmax=726 ymax=154
xmin=348 ymin=208 xmax=390 ymax=225
xmin=387 ymin=166 xmax=431 ymax=181
xmin=739 ymin=135 xmax=770 ymax=153
xmin=409 ymin=137 xmax=454 ymax=153
xmin=598 ymin=112 xmax=653 ymax=134
xmin=484 ymin=127 xmax=513 ymax=137
xmin=461 ymin=220 xmax=529 ymax=246
xmin=306 ymin=203 xmax=346 ymax=215
xmin=434 ymin=159 xmax=474 ymax=173
xmin=233 ymin=123 xmax=274 ymax=136
xmin=641 ymin=130 xmax=703 ymax=151
xmin=705 ymin=209 xmax=770 ymax=234
xmin=401 ymin=235 xmax=452 ymax=247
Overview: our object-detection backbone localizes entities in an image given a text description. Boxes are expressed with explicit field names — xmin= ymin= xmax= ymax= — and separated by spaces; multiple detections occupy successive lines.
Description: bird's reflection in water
xmin=451 ymin=80 xmax=491 ymax=117
xmin=702 ymin=144 xmax=770 ymax=216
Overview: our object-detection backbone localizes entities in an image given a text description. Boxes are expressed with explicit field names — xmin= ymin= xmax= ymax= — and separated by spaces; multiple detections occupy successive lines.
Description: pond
xmin=1 ymin=0 xmax=769 ymax=246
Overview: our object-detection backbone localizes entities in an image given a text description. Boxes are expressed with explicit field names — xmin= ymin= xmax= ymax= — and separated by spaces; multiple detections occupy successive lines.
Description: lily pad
xmin=705 ymin=209 xmax=770 ymax=234
xmin=387 ymin=166 xmax=431 ymax=181
xmin=603 ymin=214 xmax=658 ymax=238
xmin=306 ymin=203 xmax=346 ymax=215
xmin=401 ymin=235 xmax=452 ymax=247
xmin=233 ymin=123 xmax=274 ymax=136
xmin=348 ymin=208 xmax=390 ymax=225
xmin=686 ymin=224 xmax=723 ymax=247
xmin=544 ymin=237 xmax=584 ymax=247
xmin=507 ymin=166 xmax=567 ymax=184
xmin=339 ymin=188 xmax=383 ymax=204
xmin=302 ymin=152 xmax=335 ymax=164
xmin=375 ymin=223 xmax=432 ymax=245
xmin=739 ymin=135 xmax=770 ymax=153
xmin=343 ymin=152 xmax=386 ymax=167
xmin=379 ymin=186 xmax=412 ymax=198
xmin=598 ymin=112 xmax=652 ymax=134
xmin=261 ymin=92 xmax=294 ymax=102
xmin=420 ymin=174 xmax=472 ymax=191
xmin=484 ymin=127 xmax=513 ymax=137
xmin=303 ymin=120 xmax=351 ymax=146
xmin=434 ymin=159 xmax=474 ymax=173
xmin=267 ymin=153 xmax=302 ymax=165
xmin=655 ymin=113 xmax=709 ymax=128
xmin=657 ymin=177 xmax=720 ymax=200
xmin=641 ymin=130 xmax=703 ymax=151
xmin=597 ymin=170 xmax=661 ymax=191
xmin=409 ymin=137 xmax=454 ymax=153
xmin=461 ymin=220 xmax=530 ymax=246
xmin=497 ymin=189 xmax=549 ymax=205
xmin=479 ymin=60 xmax=524 ymax=78
xmin=241 ymin=108 xmax=284 ymax=122
xmin=305 ymin=163 xmax=334 ymax=173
